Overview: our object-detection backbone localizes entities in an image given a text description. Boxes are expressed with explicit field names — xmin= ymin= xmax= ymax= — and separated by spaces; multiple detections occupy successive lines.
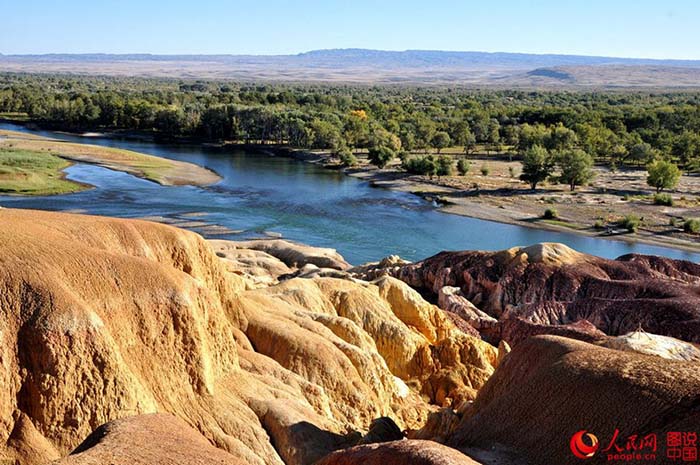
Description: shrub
xmin=618 ymin=215 xmax=641 ymax=233
xmin=457 ymin=158 xmax=470 ymax=176
xmin=683 ymin=218 xmax=700 ymax=234
xmin=338 ymin=151 xmax=357 ymax=167
xmin=594 ymin=219 xmax=605 ymax=229
xmin=436 ymin=155 xmax=454 ymax=177
xmin=653 ymin=193 xmax=673 ymax=206
xmin=402 ymin=155 xmax=437 ymax=176
xmin=508 ymin=166 xmax=517 ymax=178
xmin=480 ymin=164 xmax=490 ymax=176
xmin=543 ymin=208 xmax=558 ymax=219
xmin=669 ymin=217 xmax=678 ymax=227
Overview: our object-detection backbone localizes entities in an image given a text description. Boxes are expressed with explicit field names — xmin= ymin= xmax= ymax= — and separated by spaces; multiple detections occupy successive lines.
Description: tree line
xmin=2 ymin=73 xmax=700 ymax=176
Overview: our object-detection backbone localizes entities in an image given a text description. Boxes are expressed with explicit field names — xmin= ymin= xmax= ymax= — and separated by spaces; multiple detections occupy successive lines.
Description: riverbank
xmin=350 ymin=158 xmax=700 ymax=254
xmin=4 ymin=120 xmax=700 ymax=256
xmin=0 ymin=129 xmax=221 ymax=188
xmin=0 ymin=146 xmax=90 ymax=195
xmin=256 ymin=145 xmax=700 ymax=254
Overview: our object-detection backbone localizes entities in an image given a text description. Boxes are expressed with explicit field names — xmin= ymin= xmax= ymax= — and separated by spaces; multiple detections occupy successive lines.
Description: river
xmin=2 ymin=123 xmax=699 ymax=264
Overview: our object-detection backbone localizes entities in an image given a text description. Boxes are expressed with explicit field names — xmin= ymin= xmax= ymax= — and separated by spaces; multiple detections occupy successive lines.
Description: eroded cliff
xmin=392 ymin=243 xmax=700 ymax=344
xmin=0 ymin=209 xmax=497 ymax=465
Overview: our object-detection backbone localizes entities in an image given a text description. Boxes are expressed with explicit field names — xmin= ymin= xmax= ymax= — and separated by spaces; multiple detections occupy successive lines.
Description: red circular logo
xmin=570 ymin=430 xmax=599 ymax=459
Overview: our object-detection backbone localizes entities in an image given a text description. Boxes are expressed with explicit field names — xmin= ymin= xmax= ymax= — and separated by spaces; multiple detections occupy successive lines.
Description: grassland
xmin=0 ymin=130 xmax=220 ymax=192
xmin=0 ymin=147 xmax=85 ymax=195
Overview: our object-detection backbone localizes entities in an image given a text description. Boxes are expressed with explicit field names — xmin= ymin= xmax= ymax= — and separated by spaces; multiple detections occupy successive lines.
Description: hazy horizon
xmin=3 ymin=0 xmax=700 ymax=60
xmin=3 ymin=47 xmax=700 ymax=62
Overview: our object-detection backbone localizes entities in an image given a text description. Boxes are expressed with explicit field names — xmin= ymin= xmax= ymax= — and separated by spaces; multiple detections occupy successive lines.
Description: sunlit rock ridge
xmin=0 ymin=208 xmax=698 ymax=465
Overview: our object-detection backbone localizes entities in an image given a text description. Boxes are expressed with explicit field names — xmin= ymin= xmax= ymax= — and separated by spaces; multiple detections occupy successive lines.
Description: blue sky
xmin=2 ymin=0 xmax=699 ymax=59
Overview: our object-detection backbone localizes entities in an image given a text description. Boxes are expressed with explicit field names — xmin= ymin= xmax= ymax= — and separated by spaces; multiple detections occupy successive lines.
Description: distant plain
xmin=3 ymin=49 xmax=700 ymax=87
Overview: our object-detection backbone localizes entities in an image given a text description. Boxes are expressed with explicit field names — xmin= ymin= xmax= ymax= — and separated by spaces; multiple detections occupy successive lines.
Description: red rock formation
xmin=396 ymin=243 xmax=700 ymax=343
xmin=497 ymin=317 xmax=606 ymax=346
xmin=314 ymin=440 xmax=482 ymax=465
xmin=6 ymin=209 xmax=695 ymax=465
xmin=447 ymin=335 xmax=700 ymax=465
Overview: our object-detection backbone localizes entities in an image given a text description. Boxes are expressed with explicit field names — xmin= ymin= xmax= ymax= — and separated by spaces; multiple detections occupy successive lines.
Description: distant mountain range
xmin=2 ymin=49 xmax=700 ymax=87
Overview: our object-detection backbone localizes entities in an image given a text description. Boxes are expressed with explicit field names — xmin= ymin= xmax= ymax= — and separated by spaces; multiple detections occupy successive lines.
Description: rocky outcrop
xmin=210 ymin=239 xmax=294 ymax=287
xmin=437 ymin=287 xmax=497 ymax=334
xmin=0 ymin=209 xmax=498 ymax=465
xmin=55 ymin=414 xmax=246 ymax=465
xmin=599 ymin=330 xmax=700 ymax=361
xmin=395 ymin=243 xmax=700 ymax=344
xmin=498 ymin=317 xmax=606 ymax=346
xmin=314 ymin=440 xmax=483 ymax=465
xmin=446 ymin=335 xmax=700 ymax=465
xmin=232 ymin=275 xmax=498 ymax=412
xmin=348 ymin=255 xmax=411 ymax=281
xmin=232 ymin=239 xmax=351 ymax=271
xmin=7 ymin=209 xmax=696 ymax=465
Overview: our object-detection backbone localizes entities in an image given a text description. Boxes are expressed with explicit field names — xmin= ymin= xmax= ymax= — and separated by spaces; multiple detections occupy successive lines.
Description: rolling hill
xmin=2 ymin=49 xmax=700 ymax=87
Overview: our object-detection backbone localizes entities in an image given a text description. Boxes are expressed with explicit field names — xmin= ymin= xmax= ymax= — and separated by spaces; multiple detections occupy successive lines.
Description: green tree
xmin=503 ymin=125 xmax=520 ymax=160
xmin=611 ymin=144 xmax=629 ymax=166
xmin=486 ymin=120 xmax=501 ymax=154
xmin=519 ymin=145 xmax=554 ymax=190
xmin=672 ymin=132 xmax=700 ymax=166
xmin=646 ymin=159 xmax=681 ymax=193
xmin=399 ymin=128 xmax=416 ymax=152
xmin=414 ymin=117 xmax=437 ymax=153
xmin=576 ymin=123 xmax=616 ymax=161
xmin=454 ymin=123 xmax=476 ymax=151
xmin=368 ymin=145 xmax=396 ymax=168
xmin=155 ymin=107 xmax=187 ymax=136
xmin=470 ymin=112 xmax=490 ymax=142
xmin=309 ymin=119 xmax=342 ymax=149
xmin=517 ymin=124 xmax=550 ymax=152
xmin=548 ymin=124 xmax=579 ymax=152
xmin=463 ymin=130 xmax=477 ymax=155
xmin=557 ymin=149 xmax=595 ymax=191
xmin=628 ymin=142 xmax=657 ymax=166
xmin=343 ymin=111 xmax=370 ymax=148
xmin=503 ymin=125 xmax=520 ymax=148
xmin=431 ymin=131 xmax=451 ymax=154
xmin=368 ymin=127 xmax=402 ymax=153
